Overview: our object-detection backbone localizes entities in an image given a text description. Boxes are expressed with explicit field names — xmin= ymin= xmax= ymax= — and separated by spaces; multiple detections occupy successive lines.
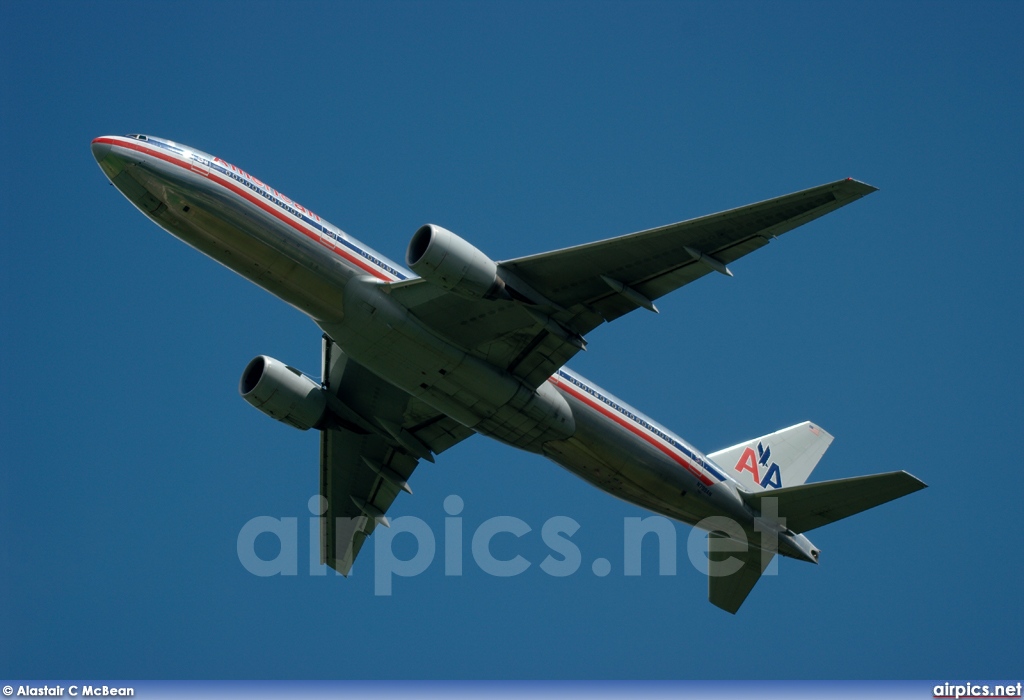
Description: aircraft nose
xmin=91 ymin=138 xmax=111 ymax=163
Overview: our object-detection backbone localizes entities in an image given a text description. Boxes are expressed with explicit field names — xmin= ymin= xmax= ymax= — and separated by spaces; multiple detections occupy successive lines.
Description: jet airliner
xmin=92 ymin=134 xmax=925 ymax=612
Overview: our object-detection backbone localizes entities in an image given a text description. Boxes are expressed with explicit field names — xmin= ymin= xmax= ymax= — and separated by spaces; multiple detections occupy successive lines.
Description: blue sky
xmin=2 ymin=0 xmax=1021 ymax=680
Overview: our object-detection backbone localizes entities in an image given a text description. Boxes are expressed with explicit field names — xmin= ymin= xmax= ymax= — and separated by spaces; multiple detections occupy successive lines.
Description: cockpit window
xmin=124 ymin=134 xmax=148 ymax=141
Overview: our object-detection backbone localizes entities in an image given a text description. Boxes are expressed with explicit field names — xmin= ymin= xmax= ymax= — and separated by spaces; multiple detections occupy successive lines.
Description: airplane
xmin=91 ymin=133 xmax=926 ymax=613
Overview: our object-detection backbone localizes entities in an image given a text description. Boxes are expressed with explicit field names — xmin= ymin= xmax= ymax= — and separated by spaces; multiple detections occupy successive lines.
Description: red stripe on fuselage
xmin=94 ymin=137 xmax=393 ymax=281
xmin=550 ymin=375 xmax=715 ymax=486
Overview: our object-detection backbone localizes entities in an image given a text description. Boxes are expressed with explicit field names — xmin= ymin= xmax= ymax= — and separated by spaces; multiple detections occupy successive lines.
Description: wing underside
xmin=319 ymin=336 xmax=473 ymax=574
xmin=387 ymin=179 xmax=876 ymax=389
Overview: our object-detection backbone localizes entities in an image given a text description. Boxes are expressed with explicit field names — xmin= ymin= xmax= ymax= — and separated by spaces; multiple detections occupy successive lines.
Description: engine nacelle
xmin=406 ymin=224 xmax=506 ymax=299
xmin=239 ymin=355 xmax=327 ymax=431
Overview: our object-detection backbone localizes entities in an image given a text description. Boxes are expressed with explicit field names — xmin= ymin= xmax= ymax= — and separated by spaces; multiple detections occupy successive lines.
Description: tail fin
xmin=742 ymin=470 xmax=927 ymax=533
xmin=707 ymin=421 xmax=833 ymax=491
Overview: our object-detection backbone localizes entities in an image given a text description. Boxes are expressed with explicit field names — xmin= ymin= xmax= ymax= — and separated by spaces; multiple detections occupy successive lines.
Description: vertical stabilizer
xmin=708 ymin=421 xmax=833 ymax=492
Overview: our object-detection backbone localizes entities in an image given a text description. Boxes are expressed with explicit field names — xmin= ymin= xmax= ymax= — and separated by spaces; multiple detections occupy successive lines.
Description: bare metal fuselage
xmin=92 ymin=134 xmax=817 ymax=563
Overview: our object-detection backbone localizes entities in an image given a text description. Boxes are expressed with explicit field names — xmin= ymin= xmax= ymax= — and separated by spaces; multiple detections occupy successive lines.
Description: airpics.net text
xmin=236 ymin=494 xmax=787 ymax=595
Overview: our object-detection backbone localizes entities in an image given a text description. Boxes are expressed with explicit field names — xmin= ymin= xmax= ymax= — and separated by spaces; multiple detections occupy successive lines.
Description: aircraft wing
xmin=319 ymin=336 xmax=474 ymax=575
xmin=388 ymin=179 xmax=876 ymax=388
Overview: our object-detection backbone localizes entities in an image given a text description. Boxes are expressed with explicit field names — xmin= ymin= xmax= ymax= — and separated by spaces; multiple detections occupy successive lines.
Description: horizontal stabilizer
xmin=742 ymin=470 xmax=927 ymax=533
xmin=708 ymin=534 xmax=776 ymax=614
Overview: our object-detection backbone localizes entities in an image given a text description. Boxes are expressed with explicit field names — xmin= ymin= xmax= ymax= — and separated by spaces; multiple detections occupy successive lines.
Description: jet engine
xmin=239 ymin=355 xmax=327 ymax=430
xmin=406 ymin=224 xmax=508 ymax=299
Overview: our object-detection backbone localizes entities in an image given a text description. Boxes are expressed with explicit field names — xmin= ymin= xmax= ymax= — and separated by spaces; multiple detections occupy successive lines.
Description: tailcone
xmin=779 ymin=531 xmax=820 ymax=564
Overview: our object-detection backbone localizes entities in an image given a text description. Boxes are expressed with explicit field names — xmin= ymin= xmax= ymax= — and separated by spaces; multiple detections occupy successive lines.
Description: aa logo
xmin=733 ymin=442 xmax=783 ymax=489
